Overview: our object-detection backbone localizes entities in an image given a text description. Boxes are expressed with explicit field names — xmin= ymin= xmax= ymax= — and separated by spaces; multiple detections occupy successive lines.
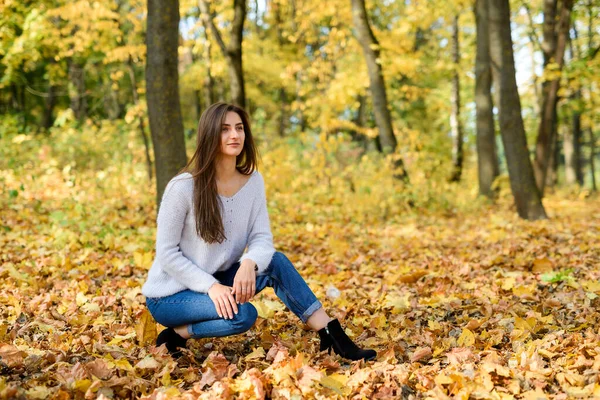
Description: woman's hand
xmin=232 ymin=261 xmax=256 ymax=304
xmin=208 ymin=283 xmax=238 ymax=319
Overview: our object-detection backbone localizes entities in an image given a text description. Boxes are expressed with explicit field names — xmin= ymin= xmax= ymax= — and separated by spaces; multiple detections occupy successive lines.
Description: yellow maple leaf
xmin=245 ymin=346 xmax=266 ymax=361
xmin=134 ymin=251 xmax=153 ymax=269
xmin=135 ymin=309 xmax=157 ymax=346
xmin=532 ymin=258 xmax=553 ymax=274
xmin=457 ymin=328 xmax=476 ymax=347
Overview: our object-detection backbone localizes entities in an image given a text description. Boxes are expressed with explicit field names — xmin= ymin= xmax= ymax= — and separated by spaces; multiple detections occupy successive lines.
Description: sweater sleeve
xmin=239 ymin=173 xmax=275 ymax=273
xmin=155 ymin=177 xmax=218 ymax=293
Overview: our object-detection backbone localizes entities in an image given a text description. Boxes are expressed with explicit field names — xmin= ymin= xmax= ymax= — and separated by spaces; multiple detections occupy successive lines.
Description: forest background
xmin=1 ymin=0 xmax=600 ymax=398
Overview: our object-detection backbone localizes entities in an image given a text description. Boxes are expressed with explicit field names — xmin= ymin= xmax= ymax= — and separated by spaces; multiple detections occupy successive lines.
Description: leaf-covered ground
xmin=1 ymin=133 xmax=600 ymax=399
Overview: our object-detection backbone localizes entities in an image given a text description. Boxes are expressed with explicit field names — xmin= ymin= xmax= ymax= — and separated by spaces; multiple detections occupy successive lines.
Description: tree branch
xmin=198 ymin=0 xmax=228 ymax=56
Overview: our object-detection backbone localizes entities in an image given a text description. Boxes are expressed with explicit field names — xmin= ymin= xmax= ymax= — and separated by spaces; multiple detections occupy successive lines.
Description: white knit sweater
xmin=141 ymin=170 xmax=275 ymax=298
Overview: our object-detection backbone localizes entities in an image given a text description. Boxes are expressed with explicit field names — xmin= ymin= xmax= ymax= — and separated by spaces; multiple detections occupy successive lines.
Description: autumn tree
xmin=146 ymin=0 xmax=187 ymax=206
xmin=488 ymin=0 xmax=547 ymax=220
xmin=350 ymin=0 xmax=407 ymax=180
xmin=449 ymin=13 xmax=464 ymax=183
xmin=533 ymin=0 xmax=574 ymax=196
xmin=474 ymin=0 xmax=499 ymax=198
xmin=199 ymin=0 xmax=247 ymax=108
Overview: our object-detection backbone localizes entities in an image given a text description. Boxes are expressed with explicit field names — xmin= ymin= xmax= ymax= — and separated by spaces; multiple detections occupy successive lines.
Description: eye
xmin=237 ymin=126 xmax=243 ymax=131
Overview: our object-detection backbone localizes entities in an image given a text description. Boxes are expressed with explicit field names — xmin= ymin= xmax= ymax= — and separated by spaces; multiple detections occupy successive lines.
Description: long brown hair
xmin=180 ymin=102 xmax=258 ymax=244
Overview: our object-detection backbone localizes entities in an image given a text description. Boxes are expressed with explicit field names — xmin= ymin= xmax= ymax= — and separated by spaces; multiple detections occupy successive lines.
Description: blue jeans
xmin=145 ymin=251 xmax=322 ymax=339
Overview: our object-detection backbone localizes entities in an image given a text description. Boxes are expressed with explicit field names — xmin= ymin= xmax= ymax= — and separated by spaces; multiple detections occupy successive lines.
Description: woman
xmin=141 ymin=102 xmax=376 ymax=362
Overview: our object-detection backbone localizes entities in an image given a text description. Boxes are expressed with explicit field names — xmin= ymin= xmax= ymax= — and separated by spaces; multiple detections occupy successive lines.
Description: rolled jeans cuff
xmin=300 ymin=300 xmax=322 ymax=323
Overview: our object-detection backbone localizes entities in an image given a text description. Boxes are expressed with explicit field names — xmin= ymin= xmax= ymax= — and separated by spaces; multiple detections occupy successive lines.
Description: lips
xmin=228 ymin=143 xmax=240 ymax=146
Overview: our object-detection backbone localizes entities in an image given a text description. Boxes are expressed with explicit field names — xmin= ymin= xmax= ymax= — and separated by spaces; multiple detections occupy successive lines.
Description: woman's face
xmin=219 ymin=111 xmax=245 ymax=157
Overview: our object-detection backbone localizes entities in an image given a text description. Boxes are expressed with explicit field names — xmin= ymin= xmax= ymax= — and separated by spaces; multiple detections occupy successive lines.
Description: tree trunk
xmin=295 ymin=70 xmax=306 ymax=133
xmin=199 ymin=0 xmax=246 ymax=108
xmin=449 ymin=14 xmax=464 ymax=182
xmin=545 ymin=132 xmax=559 ymax=189
xmin=203 ymin=27 xmax=215 ymax=108
xmin=128 ymin=58 xmax=154 ymax=183
xmin=564 ymin=116 xmax=582 ymax=185
xmin=350 ymin=0 xmax=396 ymax=154
xmin=590 ymin=128 xmax=598 ymax=192
xmin=533 ymin=0 xmax=574 ymax=196
xmin=146 ymin=0 xmax=187 ymax=208
xmin=10 ymin=84 xmax=20 ymax=111
xmin=349 ymin=94 xmax=369 ymax=149
xmin=488 ymin=0 xmax=547 ymax=220
xmin=41 ymin=85 xmax=57 ymax=131
xmin=68 ymin=62 xmax=87 ymax=122
xmin=474 ymin=0 xmax=499 ymax=198
xmin=522 ymin=3 xmax=542 ymax=111
xmin=20 ymin=84 xmax=27 ymax=131
xmin=587 ymin=0 xmax=597 ymax=192
xmin=105 ymin=81 xmax=121 ymax=120
xmin=274 ymin=1 xmax=287 ymax=137
xmin=564 ymin=28 xmax=584 ymax=186
xmin=572 ymin=108 xmax=583 ymax=185
xmin=350 ymin=0 xmax=408 ymax=181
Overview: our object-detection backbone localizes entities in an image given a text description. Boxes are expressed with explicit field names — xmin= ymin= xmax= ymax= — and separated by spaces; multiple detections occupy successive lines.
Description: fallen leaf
xmin=410 ymin=347 xmax=432 ymax=363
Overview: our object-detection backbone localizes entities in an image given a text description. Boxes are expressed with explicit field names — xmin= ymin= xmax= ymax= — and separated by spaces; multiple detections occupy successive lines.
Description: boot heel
xmin=322 ymin=319 xmax=377 ymax=362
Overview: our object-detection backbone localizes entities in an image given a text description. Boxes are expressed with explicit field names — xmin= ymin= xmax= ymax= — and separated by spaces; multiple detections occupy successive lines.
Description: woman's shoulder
xmin=165 ymin=172 xmax=194 ymax=195
xmin=250 ymin=169 xmax=265 ymax=189
xmin=252 ymin=169 xmax=263 ymax=181
xmin=173 ymin=171 xmax=193 ymax=182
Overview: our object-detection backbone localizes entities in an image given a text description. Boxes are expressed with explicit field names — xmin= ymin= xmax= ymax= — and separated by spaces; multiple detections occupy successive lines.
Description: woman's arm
xmin=238 ymin=174 xmax=276 ymax=273
xmin=155 ymin=178 xmax=219 ymax=293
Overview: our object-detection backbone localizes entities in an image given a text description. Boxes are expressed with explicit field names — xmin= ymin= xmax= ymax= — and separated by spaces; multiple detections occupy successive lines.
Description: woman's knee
xmin=269 ymin=251 xmax=295 ymax=275
xmin=229 ymin=302 xmax=258 ymax=333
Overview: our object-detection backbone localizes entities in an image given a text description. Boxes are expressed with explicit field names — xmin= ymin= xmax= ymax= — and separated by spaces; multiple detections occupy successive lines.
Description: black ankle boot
xmin=156 ymin=328 xmax=188 ymax=358
xmin=317 ymin=319 xmax=376 ymax=361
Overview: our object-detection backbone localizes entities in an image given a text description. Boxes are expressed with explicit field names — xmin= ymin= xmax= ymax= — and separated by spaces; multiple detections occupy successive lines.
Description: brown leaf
xmin=446 ymin=347 xmax=475 ymax=365
xmin=202 ymin=351 xmax=230 ymax=380
xmin=532 ymin=258 xmax=553 ymax=274
xmin=397 ymin=270 xmax=427 ymax=283
xmin=196 ymin=368 xmax=217 ymax=389
xmin=266 ymin=341 xmax=288 ymax=363
xmin=0 ymin=343 xmax=26 ymax=368
xmin=134 ymin=356 xmax=160 ymax=370
xmin=410 ymin=346 xmax=432 ymax=363
xmin=84 ymin=359 xmax=112 ymax=379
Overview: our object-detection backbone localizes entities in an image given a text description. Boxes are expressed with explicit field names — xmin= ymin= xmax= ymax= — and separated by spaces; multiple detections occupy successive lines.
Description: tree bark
xmin=546 ymin=132 xmax=559 ymax=189
xmin=474 ymin=0 xmax=499 ymax=198
xmin=351 ymin=0 xmax=407 ymax=180
xmin=522 ymin=3 xmax=542 ymax=110
xmin=587 ymin=0 xmax=597 ymax=192
xmin=128 ymin=57 xmax=154 ymax=183
xmin=563 ymin=117 xmax=582 ymax=185
xmin=202 ymin=27 xmax=215 ymax=108
xmin=41 ymin=85 xmax=57 ymax=131
xmin=562 ymin=32 xmax=583 ymax=186
xmin=68 ymin=61 xmax=87 ymax=121
xmin=590 ymin=128 xmax=598 ymax=192
xmin=533 ymin=0 xmax=574 ymax=196
xmin=350 ymin=0 xmax=397 ymax=154
xmin=449 ymin=14 xmax=464 ymax=182
xmin=274 ymin=1 xmax=287 ymax=137
xmin=146 ymin=0 xmax=187 ymax=208
xmin=349 ymin=94 xmax=369 ymax=149
xmin=488 ymin=0 xmax=547 ymax=220
xmin=199 ymin=0 xmax=246 ymax=108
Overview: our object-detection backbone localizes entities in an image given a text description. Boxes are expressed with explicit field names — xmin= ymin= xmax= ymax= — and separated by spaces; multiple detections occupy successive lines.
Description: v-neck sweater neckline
xmin=218 ymin=170 xmax=257 ymax=200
